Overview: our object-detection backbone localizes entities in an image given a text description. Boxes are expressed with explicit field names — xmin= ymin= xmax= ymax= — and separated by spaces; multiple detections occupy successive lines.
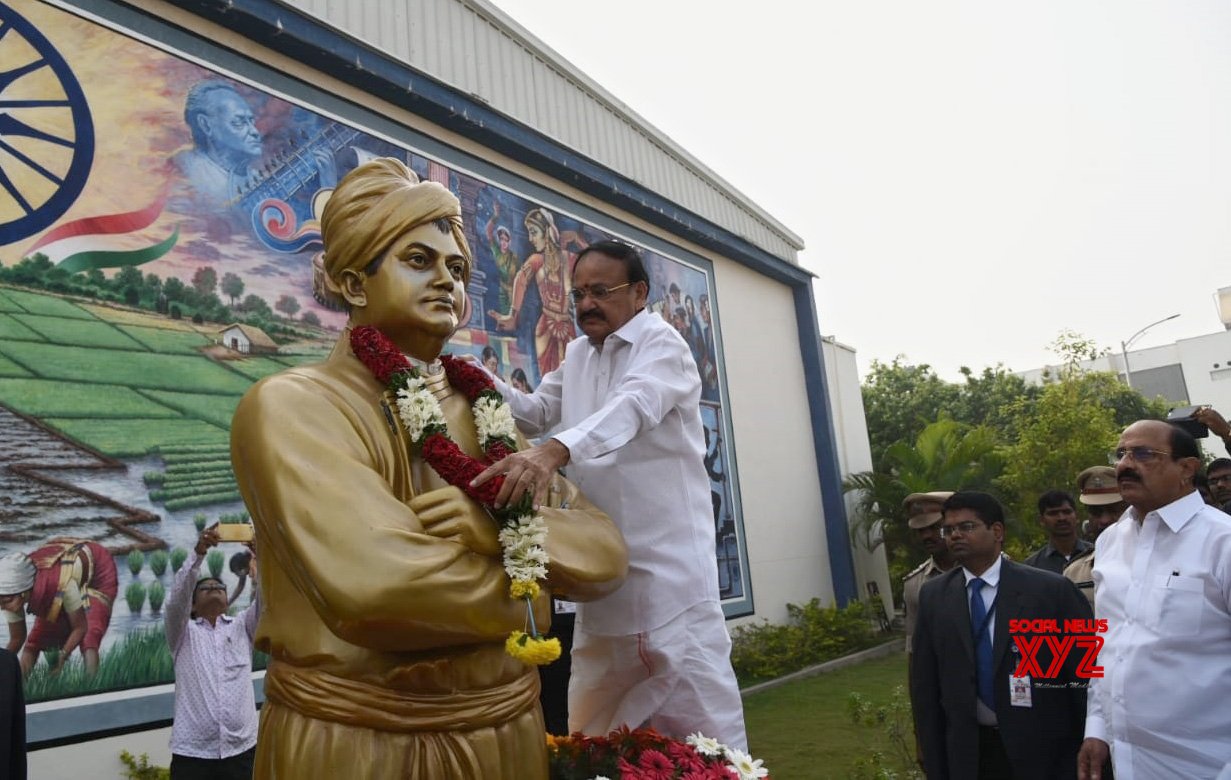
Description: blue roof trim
xmin=794 ymin=284 xmax=859 ymax=605
xmin=159 ymin=0 xmax=808 ymax=288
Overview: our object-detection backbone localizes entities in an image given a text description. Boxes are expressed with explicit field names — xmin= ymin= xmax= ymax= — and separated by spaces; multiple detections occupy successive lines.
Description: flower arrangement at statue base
xmin=547 ymin=727 xmax=770 ymax=780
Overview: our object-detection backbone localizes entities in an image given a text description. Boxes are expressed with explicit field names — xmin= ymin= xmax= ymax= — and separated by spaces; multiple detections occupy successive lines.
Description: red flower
xmin=441 ymin=353 xmax=495 ymax=401
xmin=637 ymin=749 xmax=676 ymax=780
xmin=420 ymin=434 xmax=505 ymax=504
xmin=350 ymin=326 xmax=410 ymax=386
xmin=667 ymin=741 xmax=705 ymax=771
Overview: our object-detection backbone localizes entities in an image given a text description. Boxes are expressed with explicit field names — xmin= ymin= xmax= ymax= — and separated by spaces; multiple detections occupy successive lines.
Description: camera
xmin=1166 ymin=405 xmax=1209 ymax=439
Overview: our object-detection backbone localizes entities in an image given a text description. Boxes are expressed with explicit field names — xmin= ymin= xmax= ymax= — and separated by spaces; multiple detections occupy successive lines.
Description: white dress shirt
xmin=963 ymin=555 xmax=1002 ymax=726
xmin=1087 ymin=490 xmax=1231 ymax=779
xmin=165 ymin=552 xmax=260 ymax=759
xmin=497 ymin=309 xmax=719 ymax=635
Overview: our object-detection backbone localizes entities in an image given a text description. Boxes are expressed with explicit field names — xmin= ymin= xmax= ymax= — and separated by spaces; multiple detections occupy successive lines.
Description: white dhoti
xmin=568 ymin=600 xmax=747 ymax=750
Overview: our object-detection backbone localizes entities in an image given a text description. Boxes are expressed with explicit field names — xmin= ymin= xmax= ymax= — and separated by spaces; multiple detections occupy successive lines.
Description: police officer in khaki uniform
xmin=902 ymin=491 xmax=956 ymax=654
xmin=902 ymin=491 xmax=956 ymax=770
xmin=1063 ymin=466 xmax=1126 ymax=609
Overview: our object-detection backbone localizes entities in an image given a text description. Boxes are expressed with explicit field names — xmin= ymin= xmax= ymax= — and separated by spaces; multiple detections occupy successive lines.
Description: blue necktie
xmin=969 ymin=578 xmax=995 ymax=709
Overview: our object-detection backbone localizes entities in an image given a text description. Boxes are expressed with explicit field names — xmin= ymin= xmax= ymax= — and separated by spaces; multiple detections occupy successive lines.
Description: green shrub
xmin=119 ymin=750 xmax=170 ymax=780
xmin=125 ymin=582 xmax=146 ymax=613
xmin=149 ymin=550 xmax=169 ymax=576
xmin=206 ymin=549 xmax=224 ymax=578
xmin=847 ymin=686 xmax=923 ymax=779
xmin=730 ymin=599 xmax=879 ymax=685
xmin=193 ymin=513 xmax=207 ymax=532
xmin=126 ymin=551 xmax=144 ymax=576
xmin=169 ymin=547 xmax=189 ymax=573
xmin=147 ymin=581 xmax=166 ymax=613
xmin=142 ymin=472 xmax=164 ymax=486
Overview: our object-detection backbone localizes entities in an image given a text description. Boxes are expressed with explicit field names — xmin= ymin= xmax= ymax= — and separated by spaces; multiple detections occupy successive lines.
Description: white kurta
xmin=499 ymin=309 xmax=719 ymax=636
xmin=1086 ymin=490 xmax=1231 ymax=779
xmin=497 ymin=309 xmax=745 ymax=748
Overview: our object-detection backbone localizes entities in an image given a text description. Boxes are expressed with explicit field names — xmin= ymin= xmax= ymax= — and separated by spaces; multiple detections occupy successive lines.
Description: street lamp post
xmin=1120 ymin=314 xmax=1181 ymax=388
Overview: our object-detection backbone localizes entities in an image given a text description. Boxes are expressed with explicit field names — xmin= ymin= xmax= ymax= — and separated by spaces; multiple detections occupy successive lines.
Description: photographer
xmin=166 ymin=525 xmax=259 ymax=780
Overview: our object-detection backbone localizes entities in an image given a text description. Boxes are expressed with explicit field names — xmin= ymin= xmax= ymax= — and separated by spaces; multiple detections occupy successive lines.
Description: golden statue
xmin=230 ymin=158 xmax=627 ymax=779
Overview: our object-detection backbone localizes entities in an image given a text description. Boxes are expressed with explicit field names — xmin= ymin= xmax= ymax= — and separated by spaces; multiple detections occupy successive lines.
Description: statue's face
xmin=203 ymin=91 xmax=262 ymax=159
xmin=357 ymin=222 xmax=467 ymax=340
xmin=527 ymin=223 xmax=546 ymax=252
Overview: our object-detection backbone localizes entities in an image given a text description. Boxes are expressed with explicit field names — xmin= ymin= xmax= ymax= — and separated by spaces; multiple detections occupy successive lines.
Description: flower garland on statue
xmin=350 ymin=325 xmax=560 ymax=666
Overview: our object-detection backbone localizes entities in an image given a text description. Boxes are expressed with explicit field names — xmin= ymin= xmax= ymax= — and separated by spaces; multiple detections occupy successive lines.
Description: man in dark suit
xmin=911 ymin=491 xmax=1092 ymax=780
xmin=0 ymin=648 xmax=25 ymax=780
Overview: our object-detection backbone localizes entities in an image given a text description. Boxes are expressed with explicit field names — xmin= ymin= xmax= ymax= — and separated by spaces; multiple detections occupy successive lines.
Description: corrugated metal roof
xmin=281 ymin=0 xmax=804 ymax=261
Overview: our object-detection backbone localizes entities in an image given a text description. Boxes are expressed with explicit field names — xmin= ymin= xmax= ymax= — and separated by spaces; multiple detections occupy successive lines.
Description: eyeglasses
xmin=1109 ymin=446 xmax=1173 ymax=464
xmin=568 ymin=282 xmax=632 ymax=305
xmin=938 ymin=520 xmax=981 ymax=538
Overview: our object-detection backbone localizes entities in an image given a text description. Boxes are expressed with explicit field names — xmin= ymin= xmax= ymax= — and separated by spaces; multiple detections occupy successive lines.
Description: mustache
xmin=577 ymin=310 xmax=606 ymax=322
xmin=1117 ymin=469 xmax=1143 ymax=483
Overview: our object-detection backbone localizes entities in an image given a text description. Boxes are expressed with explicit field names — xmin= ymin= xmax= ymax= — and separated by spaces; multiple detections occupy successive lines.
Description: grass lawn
xmin=745 ymin=651 xmax=915 ymax=779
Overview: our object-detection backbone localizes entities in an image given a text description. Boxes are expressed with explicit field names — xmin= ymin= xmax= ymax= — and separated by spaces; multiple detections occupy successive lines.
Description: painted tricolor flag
xmin=24 ymin=190 xmax=178 ymax=273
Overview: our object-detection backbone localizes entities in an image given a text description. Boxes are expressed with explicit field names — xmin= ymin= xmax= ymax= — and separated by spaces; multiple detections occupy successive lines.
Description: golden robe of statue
xmin=230 ymin=158 xmax=627 ymax=779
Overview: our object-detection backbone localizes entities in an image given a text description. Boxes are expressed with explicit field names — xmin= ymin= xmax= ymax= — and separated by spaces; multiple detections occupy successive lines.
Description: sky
xmin=486 ymin=0 xmax=1231 ymax=380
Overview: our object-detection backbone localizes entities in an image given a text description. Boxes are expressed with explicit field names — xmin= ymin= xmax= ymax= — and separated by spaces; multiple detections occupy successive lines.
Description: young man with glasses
xmin=165 ymin=524 xmax=260 ymax=780
xmin=912 ymin=491 xmax=1090 ymax=780
xmin=473 ymin=240 xmax=747 ymax=749
xmin=1078 ymin=420 xmax=1231 ymax=780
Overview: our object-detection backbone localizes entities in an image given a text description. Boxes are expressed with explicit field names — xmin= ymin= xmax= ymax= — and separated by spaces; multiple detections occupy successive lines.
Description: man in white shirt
xmin=472 ymin=239 xmax=746 ymax=749
xmin=166 ymin=525 xmax=260 ymax=780
xmin=1077 ymin=420 xmax=1231 ymax=780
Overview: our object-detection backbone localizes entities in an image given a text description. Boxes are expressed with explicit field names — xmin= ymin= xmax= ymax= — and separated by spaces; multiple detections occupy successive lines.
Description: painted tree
xmin=275 ymin=294 xmax=301 ymax=318
xmin=220 ymin=272 xmax=245 ymax=305
xmin=191 ymin=266 xmax=218 ymax=297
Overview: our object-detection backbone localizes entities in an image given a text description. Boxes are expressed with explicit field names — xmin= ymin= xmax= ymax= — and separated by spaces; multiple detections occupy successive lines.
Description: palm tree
xmin=844 ymin=418 xmax=1004 ymax=552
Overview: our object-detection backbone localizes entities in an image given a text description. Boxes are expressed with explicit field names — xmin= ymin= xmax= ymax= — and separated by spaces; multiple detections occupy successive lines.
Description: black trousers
xmin=170 ymin=746 xmax=255 ymax=780
xmin=977 ymin=725 xmax=1013 ymax=780
xmin=538 ymin=609 xmax=575 ymax=736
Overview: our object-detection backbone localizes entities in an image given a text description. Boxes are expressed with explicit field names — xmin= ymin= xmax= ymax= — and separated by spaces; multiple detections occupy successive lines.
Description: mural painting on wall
xmin=0 ymin=0 xmax=747 ymax=707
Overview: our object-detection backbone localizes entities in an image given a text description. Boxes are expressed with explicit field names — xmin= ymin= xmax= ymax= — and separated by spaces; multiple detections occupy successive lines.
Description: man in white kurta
xmin=1078 ymin=420 xmax=1231 ymax=780
xmin=474 ymin=240 xmax=746 ymax=749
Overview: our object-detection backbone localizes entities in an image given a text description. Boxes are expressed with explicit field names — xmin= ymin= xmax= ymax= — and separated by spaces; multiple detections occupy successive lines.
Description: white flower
xmin=686 ymin=732 xmax=723 ymax=757
xmin=394 ymin=377 xmax=445 ymax=443
xmin=499 ymin=514 xmax=549 ymax=581
xmin=589 ymin=776 xmax=612 ymax=780
xmin=473 ymin=396 xmax=515 ymax=447
xmin=724 ymin=747 xmax=769 ymax=780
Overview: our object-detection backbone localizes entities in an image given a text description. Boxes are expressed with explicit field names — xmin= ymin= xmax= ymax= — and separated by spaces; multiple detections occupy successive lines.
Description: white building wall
xmin=823 ymin=337 xmax=893 ymax=620
xmin=716 ymin=261 xmax=833 ymax=627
